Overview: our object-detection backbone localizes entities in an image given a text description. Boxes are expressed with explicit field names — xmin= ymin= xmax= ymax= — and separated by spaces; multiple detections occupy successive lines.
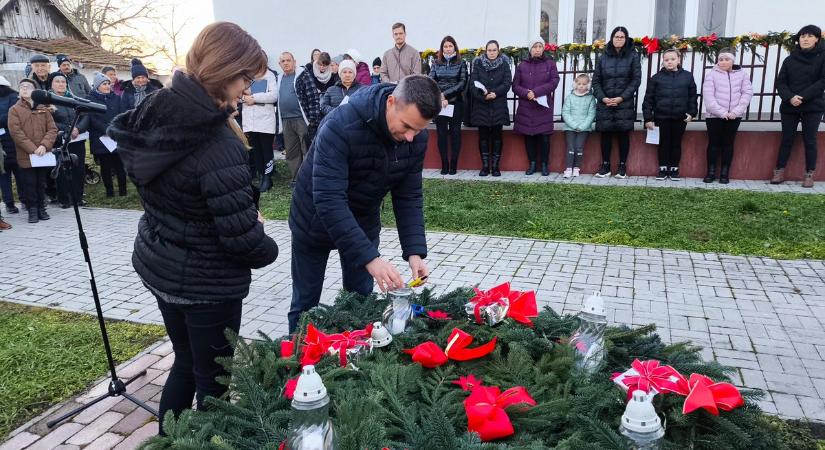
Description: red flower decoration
xmin=454 ymin=374 xmax=483 ymax=391
xmin=642 ymin=36 xmax=660 ymax=55
xmin=427 ymin=310 xmax=452 ymax=320
xmin=698 ymin=32 xmax=719 ymax=46
xmin=464 ymin=385 xmax=536 ymax=441
xmin=544 ymin=43 xmax=559 ymax=52
xmin=468 ymin=282 xmax=538 ymax=326
xmin=283 ymin=377 xmax=298 ymax=399
xmin=682 ymin=373 xmax=744 ymax=415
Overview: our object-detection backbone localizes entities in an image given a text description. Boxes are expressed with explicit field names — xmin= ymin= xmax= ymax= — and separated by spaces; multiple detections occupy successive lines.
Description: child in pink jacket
xmin=702 ymin=48 xmax=753 ymax=184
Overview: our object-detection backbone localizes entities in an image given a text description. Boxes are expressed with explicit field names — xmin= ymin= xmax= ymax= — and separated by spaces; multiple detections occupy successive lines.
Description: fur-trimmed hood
xmin=108 ymin=71 xmax=232 ymax=185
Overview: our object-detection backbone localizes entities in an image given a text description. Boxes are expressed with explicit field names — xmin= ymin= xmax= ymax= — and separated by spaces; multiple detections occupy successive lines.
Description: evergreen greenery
xmin=139 ymin=288 xmax=817 ymax=450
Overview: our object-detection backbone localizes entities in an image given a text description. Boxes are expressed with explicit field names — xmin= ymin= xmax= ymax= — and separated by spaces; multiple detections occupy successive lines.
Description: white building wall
xmin=213 ymin=0 xmax=534 ymax=67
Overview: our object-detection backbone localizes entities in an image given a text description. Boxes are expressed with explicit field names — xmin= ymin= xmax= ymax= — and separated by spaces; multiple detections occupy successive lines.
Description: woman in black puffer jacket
xmin=770 ymin=24 xmax=825 ymax=188
xmin=592 ymin=26 xmax=641 ymax=178
xmin=470 ymin=40 xmax=512 ymax=177
xmin=109 ymin=22 xmax=278 ymax=435
xmin=429 ymin=35 xmax=468 ymax=175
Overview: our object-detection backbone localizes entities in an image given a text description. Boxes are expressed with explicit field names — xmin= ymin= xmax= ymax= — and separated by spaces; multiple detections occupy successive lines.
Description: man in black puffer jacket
xmin=110 ymin=71 xmax=279 ymax=303
xmin=288 ymin=75 xmax=441 ymax=332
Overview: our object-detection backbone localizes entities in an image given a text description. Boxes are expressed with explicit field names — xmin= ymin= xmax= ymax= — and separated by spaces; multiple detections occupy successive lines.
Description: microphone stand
xmin=46 ymin=107 xmax=158 ymax=428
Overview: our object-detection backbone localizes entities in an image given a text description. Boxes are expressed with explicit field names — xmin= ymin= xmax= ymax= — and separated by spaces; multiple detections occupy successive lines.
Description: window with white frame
xmin=541 ymin=0 xmax=560 ymax=43
xmin=654 ymin=0 xmax=687 ymax=37
xmin=541 ymin=0 xmax=609 ymax=44
xmin=697 ymin=0 xmax=728 ymax=35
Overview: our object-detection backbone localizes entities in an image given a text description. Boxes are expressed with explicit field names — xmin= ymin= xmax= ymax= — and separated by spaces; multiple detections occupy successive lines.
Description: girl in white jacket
xmin=241 ymin=67 xmax=279 ymax=191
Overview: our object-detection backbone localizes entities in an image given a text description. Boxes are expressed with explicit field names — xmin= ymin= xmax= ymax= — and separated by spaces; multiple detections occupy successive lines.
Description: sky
xmin=141 ymin=0 xmax=215 ymax=74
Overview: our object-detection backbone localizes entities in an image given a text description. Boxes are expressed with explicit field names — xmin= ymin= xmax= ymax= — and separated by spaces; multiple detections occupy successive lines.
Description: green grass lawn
xmin=83 ymin=161 xmax=825 ymax=259
xmin=0 ymin=302 xmax=165 ymax=438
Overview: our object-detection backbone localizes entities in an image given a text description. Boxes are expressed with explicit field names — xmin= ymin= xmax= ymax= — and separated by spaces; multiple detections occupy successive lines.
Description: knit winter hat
xmin=130 ymin=58 xmax=149 ymax=78
xmin=332 ymin=54 xmax=345 ymax=64
xmin=56 ymin=54 xmax=71 ymax=66
xmin=345 ymin=49 xmax=362 ymax=63
xmin=338 ymin=59 xmax=357 ymax=74
xmin=29 ymin=54 xmax=49 ymax=64
xmin=796 ymin=24 xmax=822 ymax=42
xmin=92 ymin=72 xmax=110 ymax=91
xmin=372 ymin=57 xmax=382 ymax=67
xmin=18 ymin=78 xmax=37 ymax=88
xmin=528 ymin=36 xmax=545 ymax=48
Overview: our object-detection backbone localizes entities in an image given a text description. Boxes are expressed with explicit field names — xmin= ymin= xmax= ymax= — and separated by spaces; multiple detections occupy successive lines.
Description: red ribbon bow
xmin=682 ymin=373 xmax=744 ymax=415
xmin=404 ymin=328 xmax=497 ymax=368
xmin=280 ymin=339 xmax=295 ymax=359
xmin=464 ymin=385 xmax=536 ymax=441
xmin=642 ymin=36 xmax=660 ymax=55
xmin=469 ymin=283 xmax=538 ymax=326
xmin=698 ymin=32 xmax=718 ymax=45
xmin=613 ymin=359 xmax=689 ymax=399
xmin=301 ymin=323 xmax=373 ymax=367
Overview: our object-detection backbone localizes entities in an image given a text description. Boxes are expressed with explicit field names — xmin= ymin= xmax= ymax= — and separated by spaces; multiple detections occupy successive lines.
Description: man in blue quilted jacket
xmin=287 ymin=75 xmax=441 ymax=332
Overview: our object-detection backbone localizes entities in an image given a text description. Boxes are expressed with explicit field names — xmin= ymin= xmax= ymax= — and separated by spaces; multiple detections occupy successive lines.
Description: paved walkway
xmin=1 ymin=206 xmax=824 ymax=447
xmin=421 ymin=169 xmax=825 ymax=194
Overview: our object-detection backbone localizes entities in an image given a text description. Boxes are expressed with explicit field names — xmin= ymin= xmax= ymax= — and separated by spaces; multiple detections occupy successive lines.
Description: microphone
xmin=31 ymin=90 xmax=107 ymax=113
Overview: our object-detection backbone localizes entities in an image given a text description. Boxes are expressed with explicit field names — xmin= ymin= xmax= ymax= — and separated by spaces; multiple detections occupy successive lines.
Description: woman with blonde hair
xmin=109 ymin=22 xmax=279 ymax=434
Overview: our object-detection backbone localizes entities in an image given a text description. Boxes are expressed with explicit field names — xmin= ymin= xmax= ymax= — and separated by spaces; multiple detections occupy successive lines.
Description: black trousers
xmin=18 ymin=167 xmax=49 ymax=209
xmin=600 ymin=130 xmax=630 ymax=163
xmin=247 ymin=132 xmax=275 ymax=179
xmin=435 ymin=102 xmax=463 ymax=167
xmin=156 ymin=297 xmax=242 ymax=435
xmin=98 ymin=153 xmax=127 ymax=195
xmin=706 ymin=118 xmax=741 ymax=168
xmin=777 ymin=111 xmax=823 ymax=171
xmin=478 ymin=125 xmax=503 ymax=147
xmin=657 ymin=119 xmax=687 ymax=168
xmin=288 ymin=236 xmax=377 ymax=333
xmin=0 ymin=160 xmax=21 ymax=206
xmin=524 ymin=134 xmax=550 ymax=163
xmin=57 ymin=141 xmax=86 ymax=205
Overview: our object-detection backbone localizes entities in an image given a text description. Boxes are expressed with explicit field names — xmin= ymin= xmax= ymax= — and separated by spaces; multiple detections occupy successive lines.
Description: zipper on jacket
xmin=727 ymin=72 xmax=732 ymax=114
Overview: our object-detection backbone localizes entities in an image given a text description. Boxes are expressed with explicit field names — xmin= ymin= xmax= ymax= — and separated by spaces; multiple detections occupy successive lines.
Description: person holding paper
xmin=7 ymin=78 xmax=58 ymax=223
xmin=320 ymin=59 xmax=364 ymax=117
xmin=86 ymin=73 xmax=127 ymax=197
xmin=592 ymin=26 xmax=641 ymax=179
xmin=513 ymin=37 xmax=560 ymax=176
xmin=49 ymin=74 xmax=89 ymax=208
xmin=642 ymin=49 xmax=697 ymax=182
xmin=241 ymin=66 xmax=279 ymax=192
xmin=470 ymin=40 xmax=512 ymax=177
xmin=429 ymin=35 xmax=468 ymax=175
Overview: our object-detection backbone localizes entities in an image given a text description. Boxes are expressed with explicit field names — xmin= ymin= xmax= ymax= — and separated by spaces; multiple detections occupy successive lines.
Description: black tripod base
xmin=46 ymin=370 xmax=158 ymax=428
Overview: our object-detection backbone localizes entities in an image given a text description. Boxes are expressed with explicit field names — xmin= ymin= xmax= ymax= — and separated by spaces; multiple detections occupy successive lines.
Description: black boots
xmin=28 ymin=206 xmax=38 ymax=223
xmin=540 ymin=146 xmax=550 ymax=176
xmin=440 ymin=157 xmax=449 ymax=175
xmin=449 ymin=158 xmax=458 ymax=175
xmin=719 ymin=165 xmax=730 ymax=184
xmin=525 ymin=162 xmax=536 ymax=175
xmin=703 ymin=164 xmax=716 ymax=183
xmin=259 ymin=174 xmax=273 ymax=192
xmin=38 ymin=206 xmax=50 ymax=221
xmin=491 ymin=140 xmax=502 ymax=177
xmin=478 ymin=140 xmax=490 ymax=177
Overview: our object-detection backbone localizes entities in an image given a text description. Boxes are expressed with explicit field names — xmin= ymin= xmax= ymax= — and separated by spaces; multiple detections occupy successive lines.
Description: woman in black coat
xmin=470 ymin=40 xmax=512 ymax=177
xmin=429 ymin=35 xmax=468 ymax=175
xmin=592 ymin=26 xmax=641 ymax=178
xmin=108 ymin=22 xmax=278 ymax=435
xmin=49 ymin=74 xmax=88 ymax=207
xmin=86 ymin=73 xmax=127 ymax=197
xmin=771 ymin=24 xmax=825 ymax=188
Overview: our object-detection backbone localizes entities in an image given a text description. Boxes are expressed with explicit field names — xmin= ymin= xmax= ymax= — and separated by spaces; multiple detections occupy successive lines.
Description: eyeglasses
xmin=241 ymin=73 xmax=255 ymax=89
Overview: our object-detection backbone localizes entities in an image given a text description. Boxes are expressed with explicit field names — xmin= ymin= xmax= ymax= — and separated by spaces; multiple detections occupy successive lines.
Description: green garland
xmin=139 ymin=287 xmax=816 ymax=450
xmin=421 ymin=31 xmax=799 ymax=69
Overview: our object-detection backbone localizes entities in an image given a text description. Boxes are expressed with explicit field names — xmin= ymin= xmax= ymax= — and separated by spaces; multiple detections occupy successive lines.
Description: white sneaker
xmin=563 ymin=168 xmax=573 ymax=178
xmin=572 ymin=167 xmax=580 ymax=177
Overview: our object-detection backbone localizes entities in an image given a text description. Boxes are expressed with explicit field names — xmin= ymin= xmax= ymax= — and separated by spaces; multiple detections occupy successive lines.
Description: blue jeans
xmin=288 ymin=235 xmax=376 ymax=333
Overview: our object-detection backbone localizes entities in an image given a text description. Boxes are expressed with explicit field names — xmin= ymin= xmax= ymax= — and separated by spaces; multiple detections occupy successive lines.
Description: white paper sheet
xmin=340 ymin=96 xmax=349 ymax=105
xmin=536 ymin=96 xmax=549 ymax=108
xmin=473 ymin=81 xmax=487 ymax=92
xmin=29 ymin=152 xmax=56 ymax=167
xmin=439 ymin=104 xmax=454 ymax=117
xmin=99 ymin=136 xmax=117 ymax=152
xmin=645 ymin=127 xmax=660 ymax=145
xmin=70 ymin=131 xmax=89 ymax=143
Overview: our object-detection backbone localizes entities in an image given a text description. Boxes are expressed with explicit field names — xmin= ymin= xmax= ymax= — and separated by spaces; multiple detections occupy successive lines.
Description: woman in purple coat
xmin=513 ymin=37 xmax=560 ymax=175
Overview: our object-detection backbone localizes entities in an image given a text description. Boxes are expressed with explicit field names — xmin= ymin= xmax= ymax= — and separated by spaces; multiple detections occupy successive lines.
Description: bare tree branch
xmin=54 ymin=0 xmax=162 ymax=57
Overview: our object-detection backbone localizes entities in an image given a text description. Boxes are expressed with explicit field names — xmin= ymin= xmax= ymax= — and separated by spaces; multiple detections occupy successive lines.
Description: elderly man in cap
xmin=49 ymin=54 xmax=91 ymax=97
xmin=28 ymin=54 xmax=52 ymax=90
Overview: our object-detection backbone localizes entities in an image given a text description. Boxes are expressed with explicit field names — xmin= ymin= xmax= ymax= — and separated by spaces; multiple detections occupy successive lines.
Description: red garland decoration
xmin=468 ymin=282 xmax=539 ymax=326
xmin=464 ymin=385 xmax=537 ymax=441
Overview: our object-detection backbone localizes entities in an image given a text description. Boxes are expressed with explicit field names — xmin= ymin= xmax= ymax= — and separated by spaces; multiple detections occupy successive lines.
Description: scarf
xmin=480 ymin=54 xmax=509 ymax=72
xmin=133 ymin=84 xmax=148 ymax=107
xmin=313 ymin=62 xmax=332 ymax=84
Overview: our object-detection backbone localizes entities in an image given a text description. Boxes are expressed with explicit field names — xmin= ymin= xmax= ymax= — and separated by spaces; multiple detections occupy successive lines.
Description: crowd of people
xmin=0 ymin=56 xmax=160 ymax=229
